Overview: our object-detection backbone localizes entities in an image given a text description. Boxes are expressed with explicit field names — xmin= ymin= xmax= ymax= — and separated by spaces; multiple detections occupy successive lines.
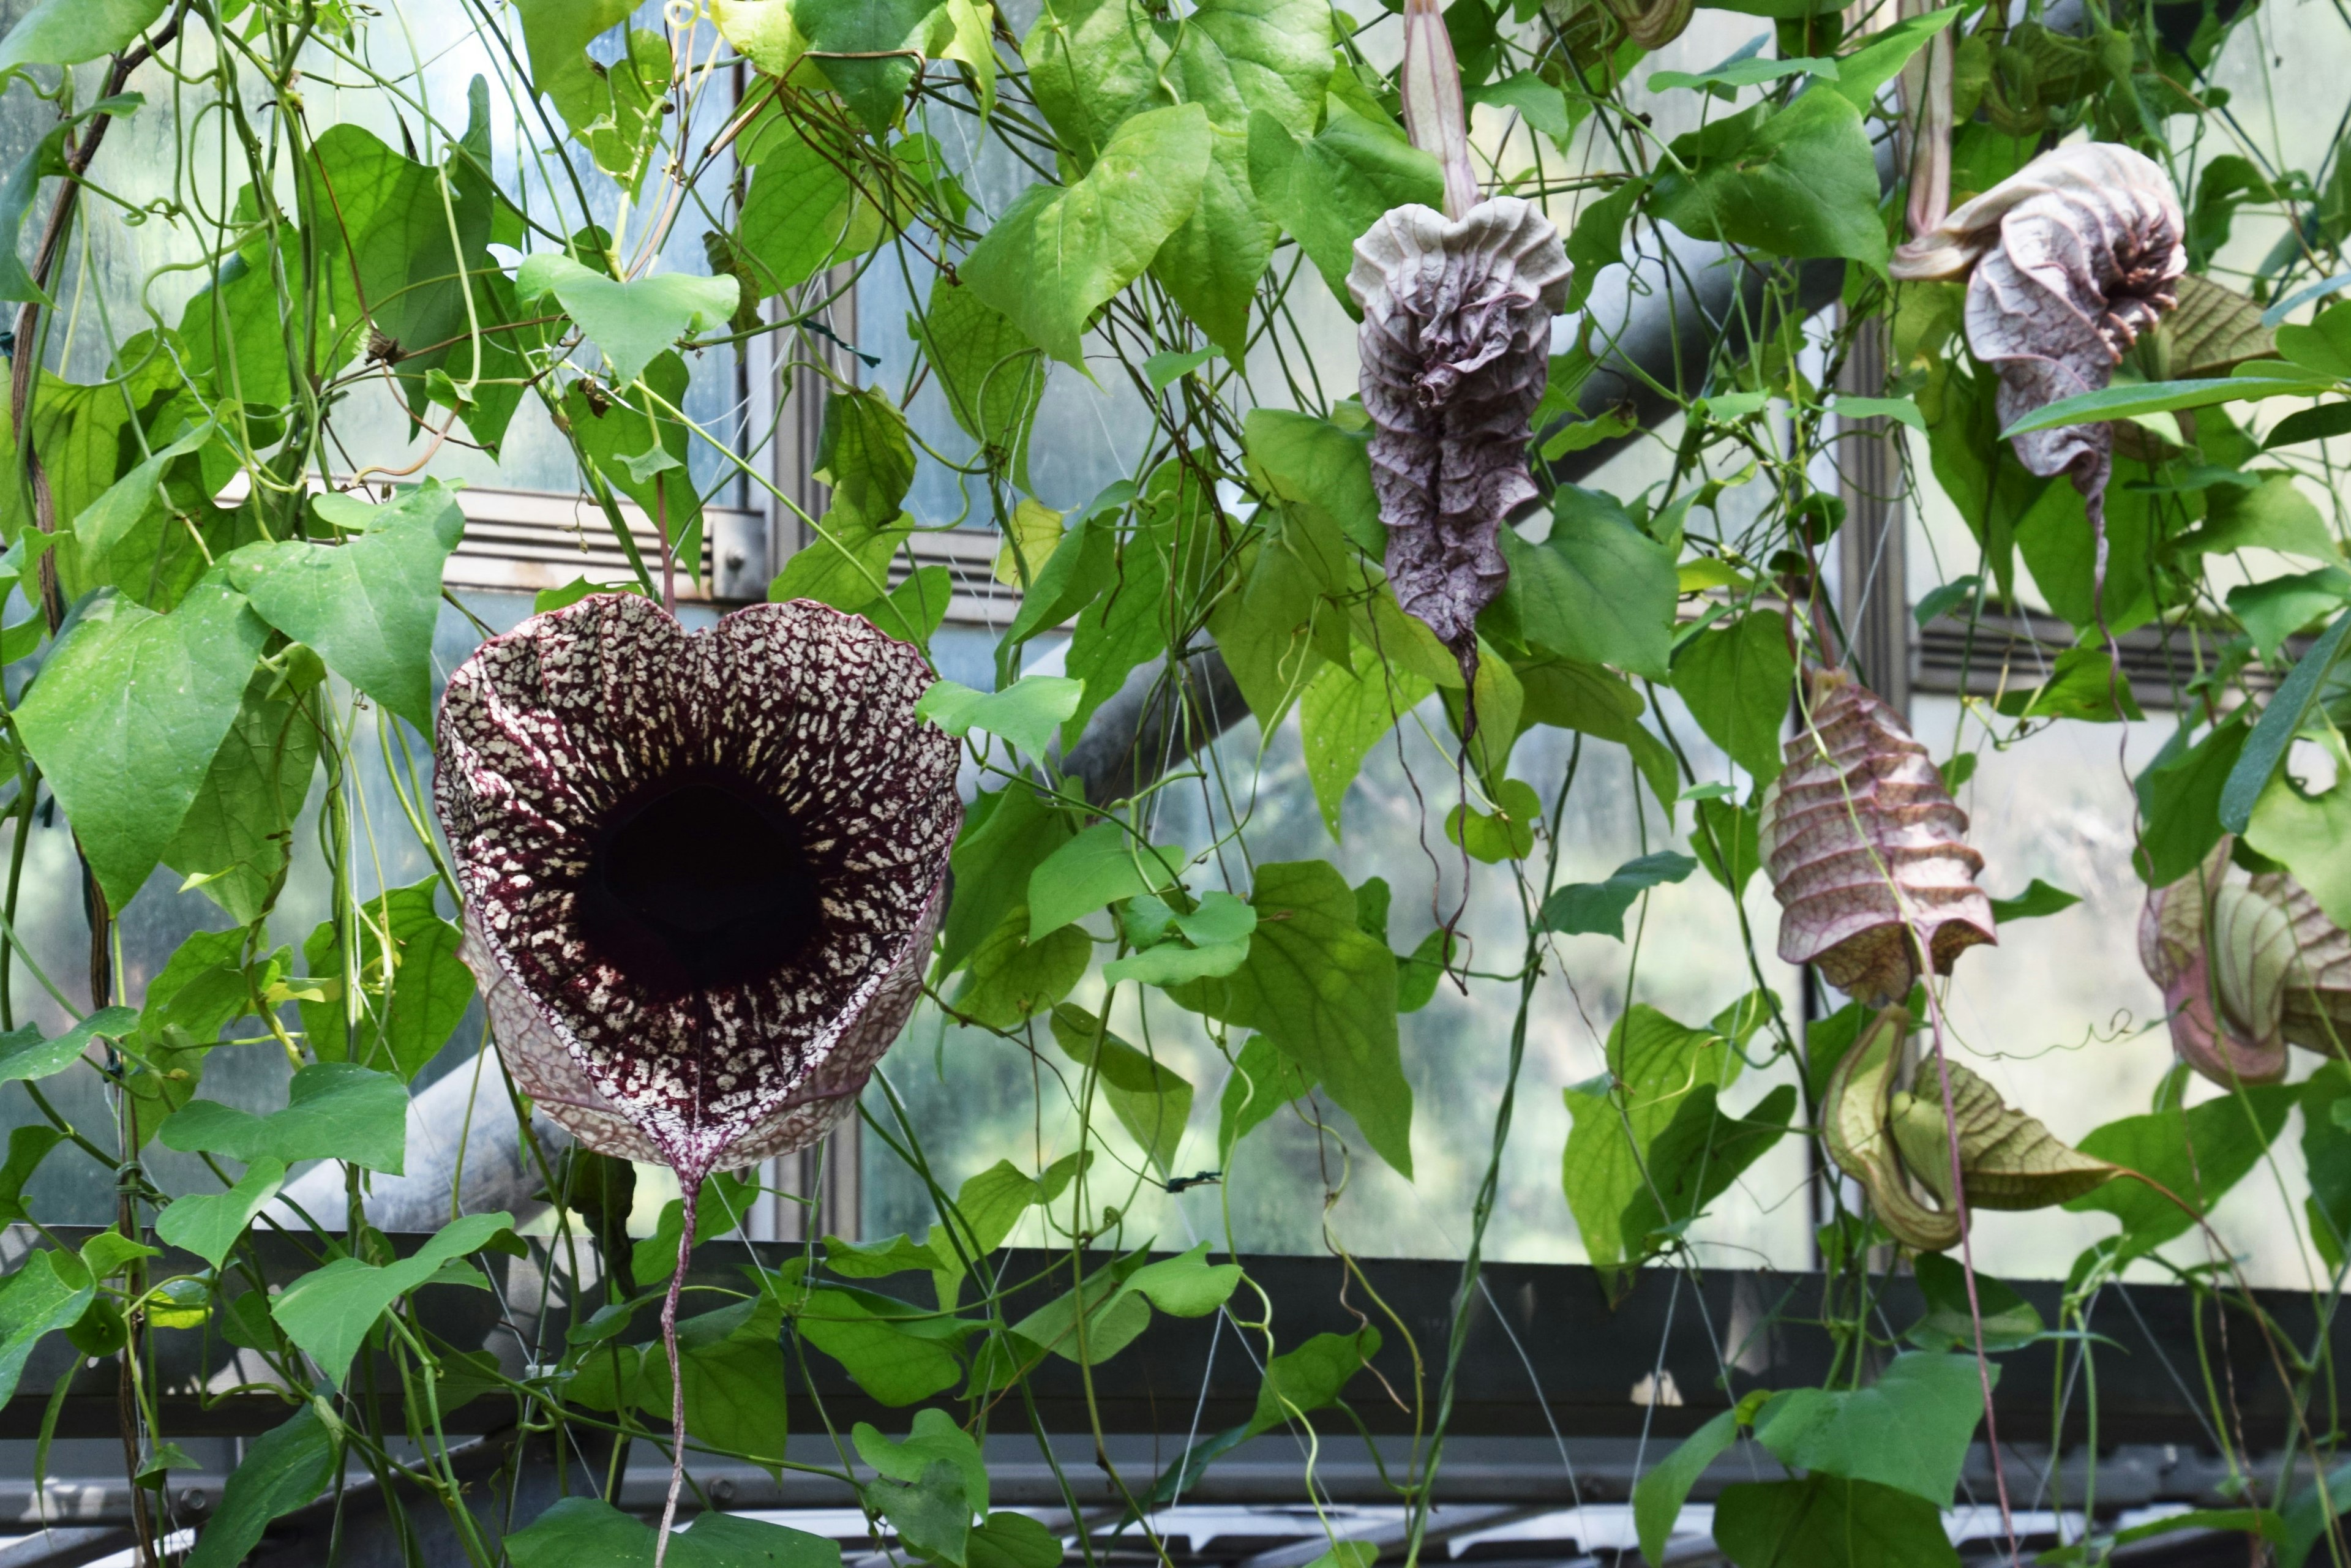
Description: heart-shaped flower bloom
xmin=435 ymin=593 xmax=961 ymax=1188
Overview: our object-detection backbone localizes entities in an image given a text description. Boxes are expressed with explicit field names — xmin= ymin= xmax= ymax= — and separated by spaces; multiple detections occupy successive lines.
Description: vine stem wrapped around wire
xmin=1351 ymin=0 xmax=1569 ymax=695
xmin=434 ymin=593 xmax=959 ymax=1561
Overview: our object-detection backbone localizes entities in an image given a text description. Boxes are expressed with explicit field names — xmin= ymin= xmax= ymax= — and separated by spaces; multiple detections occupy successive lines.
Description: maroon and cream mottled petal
xmin=435 ymin=595 xmax=961 ymax=1182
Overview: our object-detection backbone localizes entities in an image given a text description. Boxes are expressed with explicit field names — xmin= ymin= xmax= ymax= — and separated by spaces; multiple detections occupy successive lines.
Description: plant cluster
xmin=0 ymin=0 xmax=2342 ymax=1562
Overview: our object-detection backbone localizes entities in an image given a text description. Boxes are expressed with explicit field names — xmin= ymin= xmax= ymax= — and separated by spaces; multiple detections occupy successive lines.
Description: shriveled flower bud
xmin=2142 ymin=840 xmax=2351 ymax=1083
xmin=1890 ymin=143 xmax=2185 ymax=536
xmin=1758 ymin=670 xmax=1997 ymax=1005
xmin=1349 ymin=199 xmax=1569 ymax=685
xmin=2253 ymin=868 xmax=2351 ymax=1057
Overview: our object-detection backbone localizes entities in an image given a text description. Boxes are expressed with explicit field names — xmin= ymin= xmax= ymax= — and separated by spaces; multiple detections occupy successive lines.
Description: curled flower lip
xmin=434 ymin=592 xmax=961 ymax=1184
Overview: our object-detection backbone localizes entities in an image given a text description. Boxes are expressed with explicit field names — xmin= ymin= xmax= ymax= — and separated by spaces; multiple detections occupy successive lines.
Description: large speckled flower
xmin=1891 ymin=143 xmax=2185 ymax=543
xmin=1758 ymin=670 xmax=1997 ymax=1005
xmin=434 ymin=593 xmax=961 ymax=1187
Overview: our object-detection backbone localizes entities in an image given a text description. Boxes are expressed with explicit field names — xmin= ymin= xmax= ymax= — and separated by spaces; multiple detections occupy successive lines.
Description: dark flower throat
xmin=581 ymin=778 xmax=825 ymax=992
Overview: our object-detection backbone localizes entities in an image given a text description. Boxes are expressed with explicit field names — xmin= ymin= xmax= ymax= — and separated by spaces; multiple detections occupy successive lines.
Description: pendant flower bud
xmin=1758 ymin=670 xmax=1997 ymax=1006
xmin=2142 ymin=840 xmax=2351 ymax=1084
xmin=434 ymin=593 xmax=961 ymax=1187
xmin=1891 ymin=144 xmax=2185 ymax=534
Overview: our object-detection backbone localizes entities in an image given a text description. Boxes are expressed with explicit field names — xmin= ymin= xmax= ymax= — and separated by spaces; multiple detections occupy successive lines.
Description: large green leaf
xmin=953 ymin=906 xmax=1091 ymax=1028
xmin=962 ymin=104 xmax=1212 ymax=367
xmin=2248 ymin=750 xmax=2351 ymax=929
xmin=795 ymin=1283 xmax=968 ymax=1405
xmin=1501 ymin=489 xmax=1678 ymax=678
xmin=514 ymin=254 xmax=738 ymax=389
xmin=913 ymin=277 xmax=1046 ymax=473
xmin=1651 ymin=88 xmax=1889 ymax=269
xmin=301 ymin=124 xmax=495 ymax=388
xmin=1169 ymin=861 xmax=1411 ymax=1176
xmin=937 ymin=784 xmax=1077 ymax=979
xmin=0 ymin=0 xmax=166 ymax=75
xmin=2304 ymin=1063 xmax=2351 ymax=1270
xmin=1999 ymin=364 xmax=2334 ymax=438
xmin=2066 ymin=1084 xmax=2299 ymax=1255
xmin=1752 ymin=1352 xmax=1989 ymax=1504
xmin=1247 ymin=104 xmax=1442 ymax=308
xmin=1618 ymin=1084 xmax=1795 ymax=1259
xmin=15 ymin=580 xmax=268 ymax=912
xmin=1713 ymin=1476 xmax=1962 ymax=1567
xmin=1051 ymin=1005 xmax=1195 ymax=1176
xmin=1025 ymin=0 xmax=1329 ymax=351
xmin=1243 ymin=408 xmax=1385 ymax=558
xmin=270 ymin=1212 xmax=512 ymax=1387
xmin=183 ymin=1406 xmax=339 ymax=1568
xmin=816 ymin=385 xmax=918 ymax=530
xmin=508 ymin=1496 xmax=838 ymax=1568
xmin=795 ymin=0 xmax=943 ymax=133
xmin=740 ymin=130 xmax=867 ymax=296
xmin=299 ymin=879 xmax=474 ymax=1082
xmin=1561 ymin=1006 xmax=1740 ymax=1272
xmin=161 ymin=1062 xmax=411 ymax=1173
xmin=1634 ymin=1409 xmax=1742 ymax=1564
xmin=165 ymin=664 xmax=324 ymax=926
xmin=1300 ymin=657 xmax=1434 ymax=836
xmin=0 ymin=1250 xmax=94 ymax=1405
xmin=2133 ymin=713 xmax=2248 ymax=885
xmin=1673 ymin=610 xmax=1794 ymax=785
xmin=1027 ymin=822 xmax=1187 ymax=938
xmin=155 ymin=1158 xmax=287 ymax=1270
xmin=223 ymin=482 xmax=464 ymax=731
xmin=635 ymin=1290 xmax=791 ymax=1461
xmin=0 ymin=1007 xmax=138 ymax=1085
xmin=2222 ymin=610 xmax=2351 ymax=832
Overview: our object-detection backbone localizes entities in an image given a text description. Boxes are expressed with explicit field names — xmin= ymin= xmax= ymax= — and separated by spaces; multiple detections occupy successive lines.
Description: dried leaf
xmin=1759 ymin=671 xmax=1995 ymax=1007
xmin=1349 ymin=198 xmax=1569 ymax=687
xmin=1822 ymin=1004 xmax=1960 ymax=1253
xmin=1891 ymin=143 xmax=2186 ymax=536
xmin=1888 ymin=1062 xmax=2118 ymax=1210
xmin=2164 ymin=273 xmax=2276 ymax=377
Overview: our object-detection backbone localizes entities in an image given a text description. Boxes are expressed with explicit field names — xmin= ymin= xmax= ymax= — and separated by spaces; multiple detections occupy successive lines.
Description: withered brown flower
xmin=1349 ymin=199 xmax=1569 ymax=685
xmin=1758 ymin=670 xmax=1997 ymax=1005
xmin=1891 ymin=143 xmax=2185 ymax=542
xmin=436 ymin=593 xmax=960 ymax=1186
xmin=1353 ymin=0 xmax=1570 ymax=689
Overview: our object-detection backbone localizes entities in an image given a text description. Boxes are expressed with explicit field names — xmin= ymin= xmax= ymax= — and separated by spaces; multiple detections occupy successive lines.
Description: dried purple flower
xmin=1891 ymin=144 xmax=2185 ymax=550
xmin=435 ymin=593 xmax=958 ymax=1548
xmin=1349 ymin=199 xmax=1569 ymax=685
xmin=1758 ymin=670 xmax=1997 ymax=1006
